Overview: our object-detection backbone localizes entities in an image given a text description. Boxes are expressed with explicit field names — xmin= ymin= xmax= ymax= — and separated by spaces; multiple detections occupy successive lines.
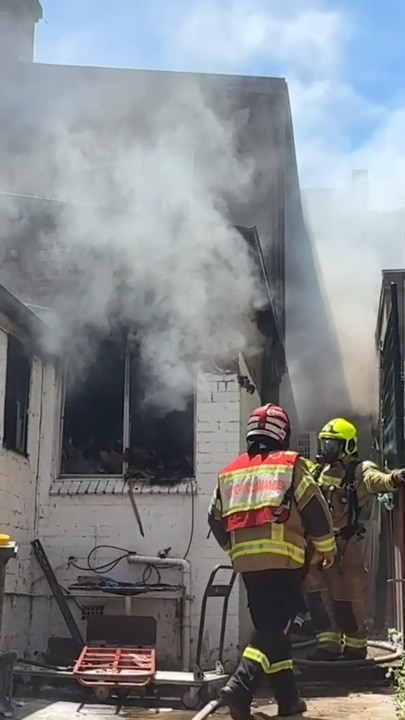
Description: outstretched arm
xmin=360 ymin=461 xmax=405 ymax=494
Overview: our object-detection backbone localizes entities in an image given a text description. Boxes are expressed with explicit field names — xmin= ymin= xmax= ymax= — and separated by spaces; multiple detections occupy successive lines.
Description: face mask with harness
xmin=314 ymin=420 xmax=367 ymax=554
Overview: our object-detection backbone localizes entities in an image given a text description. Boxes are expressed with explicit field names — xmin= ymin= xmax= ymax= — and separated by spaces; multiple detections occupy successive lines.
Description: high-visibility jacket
xmin=208 ymin=450 xmax=336 ymax=573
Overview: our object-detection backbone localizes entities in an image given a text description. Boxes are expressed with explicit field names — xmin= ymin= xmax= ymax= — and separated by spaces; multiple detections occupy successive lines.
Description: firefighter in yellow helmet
xmin=305 ymin=417 xmax=405 ymax=661
xmin=208 ymin=403 xmax=336 ymax=719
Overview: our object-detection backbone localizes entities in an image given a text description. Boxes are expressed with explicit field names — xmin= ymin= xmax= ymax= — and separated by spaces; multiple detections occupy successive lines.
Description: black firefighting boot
xmin=270 ymin=670 xmax=307 ymax=717
xmin=220 ymin=658 xmax=262 ymax=720
xmin=292 ymin=612 xmax=314 ymax=637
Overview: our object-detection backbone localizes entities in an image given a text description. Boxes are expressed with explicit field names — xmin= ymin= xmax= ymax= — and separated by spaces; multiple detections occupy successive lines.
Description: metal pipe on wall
xmin=127 ymin=554 xmax=191 ymax=671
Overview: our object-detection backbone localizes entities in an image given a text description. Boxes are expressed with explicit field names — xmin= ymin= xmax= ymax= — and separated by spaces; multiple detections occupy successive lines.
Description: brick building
xmin=0 ymin=273 xmax=270 ymax=668
xmin=0 ymin=0 xmax=352 ymax=665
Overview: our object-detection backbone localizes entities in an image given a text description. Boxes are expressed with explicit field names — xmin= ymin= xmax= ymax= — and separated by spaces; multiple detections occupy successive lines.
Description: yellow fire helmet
xmin=318 ymin=418 xmax=358 ymax=462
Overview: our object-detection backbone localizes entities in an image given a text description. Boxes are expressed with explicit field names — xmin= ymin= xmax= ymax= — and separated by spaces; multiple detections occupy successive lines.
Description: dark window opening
xmin=61 ymin=333 xmax=195 ymax=482
xmin=126 ymin=401 xmax=195 ymax=482
xmin=3 ymin=334 xmax=31 ymax=456
xmin=126 ymin=351 xmax=194 ymax=483
xmin=61 ymin=335 xmax=125 ymax=475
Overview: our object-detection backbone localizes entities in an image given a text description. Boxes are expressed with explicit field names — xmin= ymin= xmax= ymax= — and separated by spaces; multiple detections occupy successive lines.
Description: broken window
xmin=61 ymin=334 xmax=125 ymax=475
xmin=126 ymin=353 xmax=194 ymax=483
xmin=3 ymin=334 xmax=31 ymax=455
xmin=61 ymin=333 xmax=195 ymax=481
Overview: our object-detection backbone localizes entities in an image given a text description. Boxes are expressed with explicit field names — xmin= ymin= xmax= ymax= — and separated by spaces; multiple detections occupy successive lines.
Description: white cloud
xmin=164 ymin=0 xmax=347 ymax=77
xmin=161 ymin=0 xmax=404 ymax=207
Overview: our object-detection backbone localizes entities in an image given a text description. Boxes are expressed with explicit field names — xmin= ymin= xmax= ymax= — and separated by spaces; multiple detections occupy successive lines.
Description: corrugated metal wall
xmin=375 ymin=273 xmax=405 ymax=636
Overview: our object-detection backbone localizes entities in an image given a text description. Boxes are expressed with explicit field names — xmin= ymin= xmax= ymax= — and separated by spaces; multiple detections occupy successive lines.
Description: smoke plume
xmin=6 ymin=0 xmax=405 ymax=419
xmin=141 ymin=0 xmax=404 ymax=422
xmin=1 ymin=71 xmax=265 ymax=409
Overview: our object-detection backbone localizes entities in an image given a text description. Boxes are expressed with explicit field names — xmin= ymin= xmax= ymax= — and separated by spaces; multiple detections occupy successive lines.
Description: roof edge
xmin=0 ymin=283 xmax=47 ymax=347
xmin=29 ymin=61 xmax=288 ymax=93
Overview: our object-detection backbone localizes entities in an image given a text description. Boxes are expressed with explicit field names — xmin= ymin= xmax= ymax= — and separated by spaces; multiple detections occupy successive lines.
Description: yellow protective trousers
xmin=304 ymin=557 xmax=368 ymax=656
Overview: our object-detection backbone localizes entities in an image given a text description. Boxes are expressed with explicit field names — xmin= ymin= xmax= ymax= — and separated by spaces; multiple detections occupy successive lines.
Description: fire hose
xmin=191 ymin=638 xmax=403 ymax=720
xmin=292 ymin=638 xmax=403 ymax=666
xmin=192 ymin=564 xmax=403 ymax=720
xmin=192 ymin=698 xmax=224 ymax=720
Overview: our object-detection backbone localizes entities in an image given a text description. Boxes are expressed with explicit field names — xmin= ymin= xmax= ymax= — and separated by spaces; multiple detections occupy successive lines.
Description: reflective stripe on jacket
xmin=310 ymin=459 xmax=398 ymax=568
xmin=315 ymin=460 xmax=397 ymax=535
xmin=208 ymin=452 xmax=336 ymax=573
xmin=218 ymin=450 xmax=297 ymax=518
xmin=229 ymin=521 xmax=305 ymax=566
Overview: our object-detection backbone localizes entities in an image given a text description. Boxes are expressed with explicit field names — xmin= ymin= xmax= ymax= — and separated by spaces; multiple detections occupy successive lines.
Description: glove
xmin=391 ymin=468 xmax=405 ymax=487
xmin=319 ymin=555 xmax=335 ymax=570
xmin=311 ymin=551 xmax=335 ymax=570
xmin=378 ymin=492 xmax=395 ymax=511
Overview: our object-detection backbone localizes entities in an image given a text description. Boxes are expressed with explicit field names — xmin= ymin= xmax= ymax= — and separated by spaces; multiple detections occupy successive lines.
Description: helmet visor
xmin=319 ymin=437 xmax=343 ymax=463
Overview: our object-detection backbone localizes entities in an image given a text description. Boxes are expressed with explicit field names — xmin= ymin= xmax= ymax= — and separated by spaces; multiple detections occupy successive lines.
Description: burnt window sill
xmin=51 ymin=475 xmax=197 ymax=497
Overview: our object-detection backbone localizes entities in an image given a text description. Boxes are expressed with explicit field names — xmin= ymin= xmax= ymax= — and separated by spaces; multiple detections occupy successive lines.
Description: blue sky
xmin=34 ymin=0 xmax=405 ymax=101
xmin=34 ymin=0 xmax=405 ymax=205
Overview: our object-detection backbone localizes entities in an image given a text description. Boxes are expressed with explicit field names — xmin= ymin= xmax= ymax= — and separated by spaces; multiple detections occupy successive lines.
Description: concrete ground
xmin=13 ymin=692 xmax=397 ymax=720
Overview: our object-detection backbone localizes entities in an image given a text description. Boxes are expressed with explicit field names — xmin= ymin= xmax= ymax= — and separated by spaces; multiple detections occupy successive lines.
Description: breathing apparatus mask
xmin=318 ymin=437 xmax=345 ymax=465
xmin=247 ymin=436 xmax=281 ymax=454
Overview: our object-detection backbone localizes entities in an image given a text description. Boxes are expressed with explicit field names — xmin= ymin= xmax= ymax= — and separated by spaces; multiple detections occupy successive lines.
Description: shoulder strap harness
xmin=338 ymin=459 xmax=365 ymax=541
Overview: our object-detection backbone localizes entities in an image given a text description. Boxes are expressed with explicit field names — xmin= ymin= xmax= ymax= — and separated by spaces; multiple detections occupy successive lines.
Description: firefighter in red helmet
xmin=208 ymin=404 xmax=336 ymax=719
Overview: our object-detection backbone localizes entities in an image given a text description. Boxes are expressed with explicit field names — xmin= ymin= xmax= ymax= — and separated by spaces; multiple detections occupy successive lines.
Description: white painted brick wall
xmin=0 ymin=325 xmax=57 ymax=655
xmin=0 ymin=358 xmax=243 ymax=668
xmin=193 ymin=372 xmax=241 ymax=667
xmin=30 ymin=370 xmax=242 ymax=670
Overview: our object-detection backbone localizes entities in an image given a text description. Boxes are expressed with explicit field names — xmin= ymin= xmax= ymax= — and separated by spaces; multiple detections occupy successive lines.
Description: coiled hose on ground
xmin=291 ymin=637 xmax=403 ymax=666
xmin=190 ymin=639 xmax=403 ymax=720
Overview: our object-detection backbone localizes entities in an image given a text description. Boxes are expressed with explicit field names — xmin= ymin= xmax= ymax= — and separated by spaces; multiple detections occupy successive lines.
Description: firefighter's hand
xmin=391 ymin=468 xmax=405 ymax=487
xmin=311 ymin=551 xmax=334 ymax=570
xmin=321 ymin=554 xmax=335 ymax=570
xmin=311 ymin=551 xmax=335 ymax=570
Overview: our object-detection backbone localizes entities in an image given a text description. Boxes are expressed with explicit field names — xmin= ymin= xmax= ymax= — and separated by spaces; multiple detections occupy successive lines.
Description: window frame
xmin=3 ymin=332 xmax=32 ymax=457
xmin=59 ymin=339 xmax=130 ymax=478
xmin=58 ymin=339 xmax=196 ymax=480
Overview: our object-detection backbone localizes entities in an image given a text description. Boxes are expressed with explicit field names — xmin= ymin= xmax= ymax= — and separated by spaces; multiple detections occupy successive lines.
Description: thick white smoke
xmin=11 ymin=0 xmax=405 ymax=419
xmin=139 ymin=0 xmax=405 ymax=420
xmin=2 ymin=72 xmax=266 ymax=410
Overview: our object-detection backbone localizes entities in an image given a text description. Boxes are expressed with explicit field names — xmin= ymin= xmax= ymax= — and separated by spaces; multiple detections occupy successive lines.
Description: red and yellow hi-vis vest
xmin=218 ymin=450 xmax=299 ymax=532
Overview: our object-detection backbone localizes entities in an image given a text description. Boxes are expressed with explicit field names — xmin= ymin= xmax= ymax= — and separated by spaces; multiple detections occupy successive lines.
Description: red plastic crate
xmin=73 ymin=646 xmax=156 ymax=687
